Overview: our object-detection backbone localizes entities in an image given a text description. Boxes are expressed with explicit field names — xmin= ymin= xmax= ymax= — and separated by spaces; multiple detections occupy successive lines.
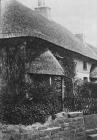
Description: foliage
xmin=58 ymin=54 xmax=75 ymax=79
xmin=73 ymin=78 xmax=91 ymax=98
xmin=64 ymin=97 xmax=97 ymax=115
xmin=0 ymin=41 xmax=75 ymax=124
xmin=1 ymin=102 xmax=47 ymax=124
xmin=1 ymin=94 xmax=61 ymax=124
xmin=88 ymin=83 xmax=97 ymax=98
xmin=56 ymin=52 xmax=75 ymax=97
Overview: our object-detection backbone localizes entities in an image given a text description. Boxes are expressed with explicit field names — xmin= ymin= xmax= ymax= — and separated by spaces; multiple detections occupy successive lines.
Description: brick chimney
xmin=35 ymin=0 xmax=51 ymax=20
xmin=75 ymin=33 xmax=87 ymax=47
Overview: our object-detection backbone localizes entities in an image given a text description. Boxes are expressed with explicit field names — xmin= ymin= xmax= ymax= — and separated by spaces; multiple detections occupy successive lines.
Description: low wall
xmin=1 ymin=112 xmax=86 ymax=140
xmin=84 ymin=114 xmax=97 ymax=130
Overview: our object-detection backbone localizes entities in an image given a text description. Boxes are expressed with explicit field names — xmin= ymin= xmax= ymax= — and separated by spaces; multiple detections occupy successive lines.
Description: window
xmin=83 ymin=77 xmax=88 ymax=82
xmin=83 ymin=61 xmax=87 ymax=70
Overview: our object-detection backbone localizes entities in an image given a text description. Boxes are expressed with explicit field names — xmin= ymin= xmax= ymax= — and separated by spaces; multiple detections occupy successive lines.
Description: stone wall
xmin=1 ymin=112 xmax=86 ymax=140
xmin=84 ymin=114 xmax=97 ymax=130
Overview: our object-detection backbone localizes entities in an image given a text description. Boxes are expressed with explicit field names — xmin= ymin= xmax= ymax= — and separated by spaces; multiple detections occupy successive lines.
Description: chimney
xmin=75 ymin=34 xmax=85 ymax=42
xmin=35 ymin=0 xmax=51 ymax=20
xmin=75 ymin=33 xmax=87 ymax=47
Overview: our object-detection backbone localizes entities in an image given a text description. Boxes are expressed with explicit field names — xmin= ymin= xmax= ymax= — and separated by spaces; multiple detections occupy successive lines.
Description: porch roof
xmin=27 ymin=50 xmax=64 ymax=76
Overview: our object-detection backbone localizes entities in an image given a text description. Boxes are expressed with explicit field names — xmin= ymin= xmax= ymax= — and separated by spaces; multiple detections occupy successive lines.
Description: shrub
xmin=0 ymin=94 xmax=61 ymax=125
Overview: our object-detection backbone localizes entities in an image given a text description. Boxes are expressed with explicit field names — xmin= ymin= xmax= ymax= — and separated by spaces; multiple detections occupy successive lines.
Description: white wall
xmin=74 ymin=59 xmax=92 ymax=82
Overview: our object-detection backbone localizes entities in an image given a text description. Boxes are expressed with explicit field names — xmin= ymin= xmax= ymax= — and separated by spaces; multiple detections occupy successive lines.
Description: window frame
xmin=83 ymin=77 xmax=88 ymax=82
xmin=83 ymin=61 xmax=87 ymax=70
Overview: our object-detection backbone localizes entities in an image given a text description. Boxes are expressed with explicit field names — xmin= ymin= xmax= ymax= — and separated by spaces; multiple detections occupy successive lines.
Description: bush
xmin=0 ymin=95 xmax=61 ymax=125
xmin=73 ymin=78 xmax=91 ymax=98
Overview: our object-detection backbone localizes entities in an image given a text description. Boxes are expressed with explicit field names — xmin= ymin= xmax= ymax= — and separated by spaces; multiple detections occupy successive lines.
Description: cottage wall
xmin=74 ymin=58 xmax=92 ymax=82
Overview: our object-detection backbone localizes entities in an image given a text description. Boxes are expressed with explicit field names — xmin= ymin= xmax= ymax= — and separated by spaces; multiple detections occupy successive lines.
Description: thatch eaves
xmin=0 ymin=0 xmax=97 ymax=60
xmin=27 ymin=50 xmax=64 ymax=76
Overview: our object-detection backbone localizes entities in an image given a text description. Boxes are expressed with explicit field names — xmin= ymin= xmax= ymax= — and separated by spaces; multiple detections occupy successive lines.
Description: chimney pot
xmin=35 ymin=0 xmax=51 ymax=20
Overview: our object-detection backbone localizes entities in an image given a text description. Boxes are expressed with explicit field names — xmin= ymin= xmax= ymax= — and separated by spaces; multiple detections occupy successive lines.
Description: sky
xmin=17 ymin=0 xmax=97 ymax=47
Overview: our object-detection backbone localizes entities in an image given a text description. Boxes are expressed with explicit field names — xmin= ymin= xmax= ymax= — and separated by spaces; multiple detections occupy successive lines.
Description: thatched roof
xmin=27 ymin=50 xmax=64 ymax=76
xmin=90 ymin=67 xmax=97 ymax=78
xmin=88 ymin=44 xmax=97 ymax=78
xmin=0 ymin=0 xmax=97 ymax=60
xmin=88 ymin=44 xmax=97 ymax=56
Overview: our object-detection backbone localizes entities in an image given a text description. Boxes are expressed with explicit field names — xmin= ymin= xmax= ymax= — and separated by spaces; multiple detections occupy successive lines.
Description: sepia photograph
xmin=0 ymin=0 xmax=97 ymax=139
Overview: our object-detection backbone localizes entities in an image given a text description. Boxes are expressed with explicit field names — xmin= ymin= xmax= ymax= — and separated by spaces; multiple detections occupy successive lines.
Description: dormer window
xmin=83 ymin=61 xmax=87 ymax=70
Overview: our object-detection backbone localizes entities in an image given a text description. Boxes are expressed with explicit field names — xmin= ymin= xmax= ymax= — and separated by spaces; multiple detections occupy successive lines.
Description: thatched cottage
xmin=0 ymin=0 xmax=97 ymax=108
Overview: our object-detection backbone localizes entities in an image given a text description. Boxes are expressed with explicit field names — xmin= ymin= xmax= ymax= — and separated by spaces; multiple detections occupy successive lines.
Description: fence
xmin=64 ymin=97 xmax=97 ymax=115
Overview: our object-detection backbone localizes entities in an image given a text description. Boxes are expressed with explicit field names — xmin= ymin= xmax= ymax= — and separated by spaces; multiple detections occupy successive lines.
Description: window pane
xmin=83 ymin=62 xmax=87 ymax=70
xmin=83 ymin=77 xmax=88 ymax=82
